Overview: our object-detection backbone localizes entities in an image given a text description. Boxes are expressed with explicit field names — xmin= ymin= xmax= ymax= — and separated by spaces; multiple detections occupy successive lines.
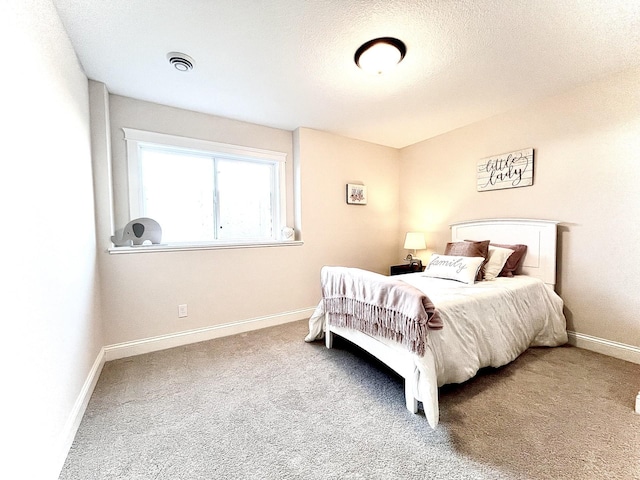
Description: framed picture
xmin=346 ymin=184 xmax=367 ymax=205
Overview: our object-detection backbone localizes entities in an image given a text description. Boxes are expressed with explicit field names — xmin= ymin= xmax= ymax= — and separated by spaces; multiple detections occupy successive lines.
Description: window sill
xmin=108 ymin=240 xmax=304 ymax=254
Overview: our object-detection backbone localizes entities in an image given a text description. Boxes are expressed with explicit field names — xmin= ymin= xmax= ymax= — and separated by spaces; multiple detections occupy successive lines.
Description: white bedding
xmin=307 ymin=273 xmax=568 ymax=427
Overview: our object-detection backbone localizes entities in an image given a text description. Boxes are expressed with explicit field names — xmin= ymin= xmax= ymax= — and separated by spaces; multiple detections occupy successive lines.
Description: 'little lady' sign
xmin=476 ymin=148 xmax=534 ymax=192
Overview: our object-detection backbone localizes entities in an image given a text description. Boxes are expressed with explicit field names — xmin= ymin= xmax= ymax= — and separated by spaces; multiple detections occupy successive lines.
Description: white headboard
xmin=450 ymin=218 xmax=559 ymax=289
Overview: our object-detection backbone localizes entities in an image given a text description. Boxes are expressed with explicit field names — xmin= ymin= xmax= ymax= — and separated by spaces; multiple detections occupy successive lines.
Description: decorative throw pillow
xmin=423 ymin=254 xmax=485 ymax=285
xmin=444 ymin=240 xmax=490 ymax=281
xmin=482 ymin=245 xmax=515 ymax=280
xmin=491 ymin=243 xmax=528 ymax=277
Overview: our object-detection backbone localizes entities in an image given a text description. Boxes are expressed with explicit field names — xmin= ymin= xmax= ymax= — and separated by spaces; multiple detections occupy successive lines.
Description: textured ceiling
xmin=52 ymin=0 xmax=640 ymax=148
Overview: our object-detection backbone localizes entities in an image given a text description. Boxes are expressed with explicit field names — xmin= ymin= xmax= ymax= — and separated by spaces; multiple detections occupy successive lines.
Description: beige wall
xmin=96 ymin=101 xmax=400 ymax=345
xmin=295 ymin=128 xmax=402 ymax=274
xmin=0 ymin=0 xmax=104 ymax=478
xmin=399 ymin=67 xmax=640 ymax=348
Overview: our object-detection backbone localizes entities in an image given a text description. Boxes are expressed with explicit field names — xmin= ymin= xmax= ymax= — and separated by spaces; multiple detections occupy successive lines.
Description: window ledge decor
xmin=477 ymin=148 xmax=534 ymax=192
xmin=108 ymin=240 xmax=303 ymax=254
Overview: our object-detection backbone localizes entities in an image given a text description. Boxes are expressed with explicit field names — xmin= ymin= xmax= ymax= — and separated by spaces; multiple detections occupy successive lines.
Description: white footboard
xmin=326 ymin=323 xmax=419 ymax=414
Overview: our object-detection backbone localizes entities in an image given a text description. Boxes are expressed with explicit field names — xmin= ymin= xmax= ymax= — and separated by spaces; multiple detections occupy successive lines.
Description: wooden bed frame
xmin=325 ymin=218 xmax=560 ymax=415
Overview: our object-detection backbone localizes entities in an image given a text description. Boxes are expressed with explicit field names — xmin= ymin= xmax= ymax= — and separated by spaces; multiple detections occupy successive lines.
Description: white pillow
xmin=483 ymin=245 xmax=515 ymax=280
xmin=423 ymin=254 xmax=485 ymax=284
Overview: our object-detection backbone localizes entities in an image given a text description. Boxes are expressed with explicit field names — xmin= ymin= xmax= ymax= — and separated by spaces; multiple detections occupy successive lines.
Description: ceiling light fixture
xmin=354 ymin=37 xmax=406 ymax=75
xmin=167 ymin=52 xmax=195 ymax=72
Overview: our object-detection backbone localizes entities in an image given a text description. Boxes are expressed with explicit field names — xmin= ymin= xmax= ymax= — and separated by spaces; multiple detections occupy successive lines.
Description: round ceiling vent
xmin=167 ymin=52 xmax=195 ymax=72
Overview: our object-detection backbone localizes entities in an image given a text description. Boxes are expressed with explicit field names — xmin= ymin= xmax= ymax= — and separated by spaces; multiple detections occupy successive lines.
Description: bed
xmin=306 ymin=218 xmax=568 ymax=428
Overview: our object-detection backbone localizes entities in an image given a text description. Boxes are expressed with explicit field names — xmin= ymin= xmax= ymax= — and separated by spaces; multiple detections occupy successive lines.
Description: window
xmin=123 ymin=128 xmax=287 ymax=245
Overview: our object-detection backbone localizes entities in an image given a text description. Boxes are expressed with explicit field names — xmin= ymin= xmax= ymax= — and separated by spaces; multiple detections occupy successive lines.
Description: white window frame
xmin=121 ymin=128 xmax=288 ymax=248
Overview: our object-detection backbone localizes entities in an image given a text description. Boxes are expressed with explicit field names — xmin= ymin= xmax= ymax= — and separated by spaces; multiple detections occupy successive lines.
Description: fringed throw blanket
xmin=321 ymin=266 xmax=443 ymax=356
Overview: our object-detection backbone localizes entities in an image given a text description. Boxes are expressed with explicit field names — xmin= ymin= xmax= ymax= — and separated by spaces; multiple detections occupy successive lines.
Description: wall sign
xmin=477 ymin=148 xmax=534 ymax=192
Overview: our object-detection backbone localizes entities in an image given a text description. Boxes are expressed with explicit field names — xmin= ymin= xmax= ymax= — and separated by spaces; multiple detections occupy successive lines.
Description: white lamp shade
xmin=404 ymin=232 xmax=426 ymax=250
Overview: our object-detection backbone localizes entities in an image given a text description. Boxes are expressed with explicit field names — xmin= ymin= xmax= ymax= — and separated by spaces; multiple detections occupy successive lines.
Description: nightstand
xmin=389 ymin=263 xmax=426 ymax=276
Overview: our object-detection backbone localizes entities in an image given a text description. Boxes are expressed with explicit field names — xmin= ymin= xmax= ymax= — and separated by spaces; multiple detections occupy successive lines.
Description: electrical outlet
xmin=178 ymin=304 xmax=188 ymax=318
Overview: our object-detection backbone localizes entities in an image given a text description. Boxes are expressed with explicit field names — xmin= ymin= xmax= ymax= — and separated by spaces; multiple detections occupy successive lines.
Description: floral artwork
xmin=346 ymin=184 xmax=367 ymax=205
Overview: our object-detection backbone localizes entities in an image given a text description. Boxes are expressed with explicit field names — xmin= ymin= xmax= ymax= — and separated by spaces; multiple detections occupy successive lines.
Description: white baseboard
xmin=567 ymin=330 xmax=640 ymax=365
xmin=54 ymin=347 xmax=105 ymax=478
xmin=104 ymin=307 xmax=316 ymax=361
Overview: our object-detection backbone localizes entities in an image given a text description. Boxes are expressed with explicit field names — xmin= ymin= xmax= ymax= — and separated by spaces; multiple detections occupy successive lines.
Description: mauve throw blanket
xmin=321 ymin=266 xmax=443 ymax=356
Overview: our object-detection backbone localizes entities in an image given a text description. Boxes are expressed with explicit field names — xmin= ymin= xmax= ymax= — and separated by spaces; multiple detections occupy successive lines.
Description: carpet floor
xmin=60 ymin=320 xmax=640 ymax=479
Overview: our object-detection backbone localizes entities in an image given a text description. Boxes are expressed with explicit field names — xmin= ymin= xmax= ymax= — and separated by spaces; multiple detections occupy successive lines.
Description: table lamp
xmin=404 ymin=232 xmax=426 ymax=264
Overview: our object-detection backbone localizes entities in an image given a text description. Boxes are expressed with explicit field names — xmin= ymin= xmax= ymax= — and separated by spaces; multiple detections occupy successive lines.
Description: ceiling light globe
xmin=355 ymin=38 xmax=406 ymax=75
xmin=359 ymin=43 xmax=401 ymax=74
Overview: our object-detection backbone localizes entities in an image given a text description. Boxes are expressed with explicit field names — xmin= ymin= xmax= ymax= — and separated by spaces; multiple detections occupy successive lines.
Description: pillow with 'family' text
xmin=423 ymin=254 xmax=485 ymax=284
xmin=445 ymin=240 xmax=490 ymax=281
